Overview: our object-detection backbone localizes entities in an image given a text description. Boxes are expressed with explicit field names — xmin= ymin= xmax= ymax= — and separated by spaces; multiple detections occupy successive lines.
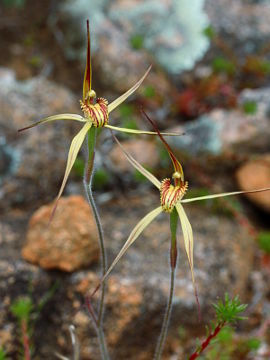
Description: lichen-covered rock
xmin=22 ymin=196 xmax=99 ymax=271
xmin=59 ymin=0 xmax=209 ymax=76
xmin=0 ymin=67 xmax=80 ymax=209
xmin=236 ymin=155 xmax=270 ymax=213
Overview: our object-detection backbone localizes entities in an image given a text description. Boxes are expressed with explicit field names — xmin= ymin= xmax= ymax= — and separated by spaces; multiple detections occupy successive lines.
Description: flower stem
xmin=154 ymin=208 xmax=178 ymax=360
xmin=83 ymin=126 xmax=109 ymax=359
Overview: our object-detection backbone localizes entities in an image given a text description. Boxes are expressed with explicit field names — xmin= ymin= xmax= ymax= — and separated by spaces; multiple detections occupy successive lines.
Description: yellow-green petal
xmin=181 ymin=187 xmax=270 ymax=203
xmin=112 ymin=134 xmax=161 ymax=189
xmin=18 ymin=114 xmax=86 ymax=132
xmin=105 ymin=124 xmax=180 ymax=136
xmin=107 ymin=65 xmax=152 ymax=114
xmin=51 ymin=122 xmax=92 ymax=218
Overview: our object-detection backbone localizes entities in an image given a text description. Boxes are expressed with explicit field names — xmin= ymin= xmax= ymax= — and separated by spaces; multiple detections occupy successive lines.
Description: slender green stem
xmin=83 ymin=127 xmax=109 ymax=359
xmin=154 ymin=208 xmax=178 ymax=360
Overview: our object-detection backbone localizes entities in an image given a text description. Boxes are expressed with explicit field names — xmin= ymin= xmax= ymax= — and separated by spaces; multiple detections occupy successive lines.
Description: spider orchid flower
xmin=93 ymin=110 xmax=270 ymax=307
xmin=18 ymin=21 xmax=177 ymax=212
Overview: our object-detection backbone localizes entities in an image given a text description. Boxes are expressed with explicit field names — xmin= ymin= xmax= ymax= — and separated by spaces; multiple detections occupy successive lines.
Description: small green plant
xmin=0 ymin=347 xmax=7 ymax=360
xmin=258 ymin=231 xmax=270 ymax=254
xmin=189 ymin=294 xmax=247 ymax=359
xmin=243 ymin=100 xmax=257 ymax=115
xmin=10 ymin=297 xmax=33 ymax=360
xmin=143 ymin=85 xmax=156 ymax=99
xmin=129 ymin=34 xmax=144 ymax=50
xmin=10 ymin=284 xmax=57 ymax=360
xmin=212 ymin=57 xmax=235 ymax=76
xmin=93 ymin=168 xmax=110 ymax=190
xmin=203 ymin=26 xmax=216 ymax=39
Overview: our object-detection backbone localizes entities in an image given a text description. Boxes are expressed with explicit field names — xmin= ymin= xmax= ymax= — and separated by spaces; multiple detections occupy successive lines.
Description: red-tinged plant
xmin=189 ymin=294 xmax=247 ymax=359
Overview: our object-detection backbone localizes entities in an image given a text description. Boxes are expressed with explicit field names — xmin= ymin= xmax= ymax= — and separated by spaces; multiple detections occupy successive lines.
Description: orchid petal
xmin=18 ymin=114 xmax=86 ymax=132
xmin=182 ymin=187 xmax=270 ymax=203
xmin=141 ymin=109 xmax=184 ymax=183
xmin=105 ymin=124 xmax=180 ymax=137
xmin=175 ymin=202 xmax=200 ymax=313
xmin=112 ymin=134 xmax=161 ymax=189
xmin=51 ymin=122 xmax=92 ymax=219
xmin=100 ymin=206 xmax=162 ymax=283
xmin=108 ymin=66 xmax=152 ymax=114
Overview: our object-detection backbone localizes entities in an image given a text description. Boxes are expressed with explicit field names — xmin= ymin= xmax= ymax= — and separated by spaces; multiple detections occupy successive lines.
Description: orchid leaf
xmin=105 ymin=124 xmax=180 ymax=136
xmin=51 ymin=122 xmax=92 ymax=219
xmin=182 ymin=187 xmax=270 ymax=203
xmin=112 ymin=134 xmax=161 ymax=189
xmin=108 ymin=65 xmax=152 ymax=114
xmin=18 ymin=114 xmax=86 ymax=132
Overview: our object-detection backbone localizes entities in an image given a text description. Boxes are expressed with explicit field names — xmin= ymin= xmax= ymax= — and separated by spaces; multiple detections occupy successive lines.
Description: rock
xmin=168 ymin=88 xmax=270 ymax=158
xmin=1 ymin=191 xmax=259 ymax=359
xmin=109 ymin=138 xmax=159 ymax=172
xmin=0 ymin=67 xmax=80 ymax=209
xmin=22 ymin=196 xmax=99 ymax=271
xmin=236 ymin=155 xmax=270 ymax=212
xmin=59 ymin=0 xmax=209 ymax=77
xmin=205 ymin=0 xmax=270 ymax=54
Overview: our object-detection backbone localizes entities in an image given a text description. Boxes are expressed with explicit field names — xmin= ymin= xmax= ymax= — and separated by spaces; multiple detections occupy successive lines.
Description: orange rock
xmin=22 ymin=196 xmax=100 ymax=271
xmin=236 ymin=155 xmax=270 ymax=212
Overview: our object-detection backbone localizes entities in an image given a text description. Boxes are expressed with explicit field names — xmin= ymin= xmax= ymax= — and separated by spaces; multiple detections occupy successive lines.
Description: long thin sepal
xmin=105 ymin=124 xmax=181 ymax=136
xmin=182 ymin=187 xmax=270 ymax=203
xmin=175 ymin=203 xmax=200 ymax=319
xmin=112 ymin=133 xmax=161 ymax=189
xmin=50 ymin=123 xmax=92 ymax=220
xmin=141 ymin=109 xmax=184 ymax=183
xmin=83 ymin=19 xmax=92 ymax=100
xmin=91 ymin=206 xmax=163 ymax=297
xmin=107 ymin=65 xmax=152 ymax=114
xmin=18 ymin=114 xmax=86 ymax=132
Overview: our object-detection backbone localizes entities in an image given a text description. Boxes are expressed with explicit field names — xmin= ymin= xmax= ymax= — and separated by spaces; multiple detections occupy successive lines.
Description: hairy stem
xmin=154 ymin=208 xmax=178 ymax=360
xmin=21 ymin=319 xmax=31 ymax=360
xmin=83 ymin=127 xmax=109 ymax=359
xmin=189 ymin=322 xmax=225 ymax=360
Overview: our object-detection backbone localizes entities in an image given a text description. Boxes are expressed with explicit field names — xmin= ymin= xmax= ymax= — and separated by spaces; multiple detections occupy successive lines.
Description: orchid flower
xmin=95 ymin=111 xmax=270 ymax=306
xmin=18 ymin=21 xmax=176 ymax=211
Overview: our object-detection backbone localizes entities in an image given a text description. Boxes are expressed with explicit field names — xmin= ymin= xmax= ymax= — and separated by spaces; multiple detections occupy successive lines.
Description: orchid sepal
xmin=181 ymin=187 xmax=270 ymax=203
xmin=105 ymin=124 xmax=180 ymax=137
xmin=91 ymin=206 xmax=163 ymax=297
xmin=112 ymin=134 xmax=161 ymax=189
xmin=50 ymin=122 xmax=92 ymax=219
xmin=18 ymin=114 xmax=86 ymax=132
xmin=108 ymin=66 xmax=152 ymax=114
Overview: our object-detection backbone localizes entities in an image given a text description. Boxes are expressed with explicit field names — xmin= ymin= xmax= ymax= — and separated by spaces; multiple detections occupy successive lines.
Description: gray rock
xmin=0 ymin=67 xmax=80 ymax=209
xmin=58 ymin=0 xmax=210 ymax=76
xmin=205 ymin=0 xmax=270 ymax=55
xmin=168 ymin=91 xmax=270 ymax=158
xmin=0 ymin=191 xmax=255 ymax=358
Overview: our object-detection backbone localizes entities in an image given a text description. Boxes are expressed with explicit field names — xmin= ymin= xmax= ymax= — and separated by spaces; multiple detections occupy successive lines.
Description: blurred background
xmin=1 ymin=0 xmax=270 ymax=359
